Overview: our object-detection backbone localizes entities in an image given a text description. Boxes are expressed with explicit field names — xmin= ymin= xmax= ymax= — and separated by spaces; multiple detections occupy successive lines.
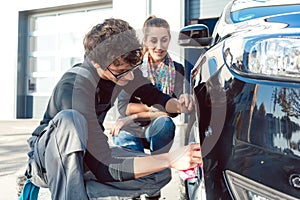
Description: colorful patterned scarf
xmin=140 ymin=52 xmax=176 ymax=96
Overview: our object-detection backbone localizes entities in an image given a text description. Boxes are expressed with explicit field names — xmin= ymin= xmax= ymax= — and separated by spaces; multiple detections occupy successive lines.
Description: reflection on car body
xmin=179 ymin=0 xmax=300 ymax=199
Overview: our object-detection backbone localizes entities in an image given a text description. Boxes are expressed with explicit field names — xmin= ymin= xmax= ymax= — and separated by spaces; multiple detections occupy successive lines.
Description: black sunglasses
xmin=107 ymin=60 xmax=143 ymax=79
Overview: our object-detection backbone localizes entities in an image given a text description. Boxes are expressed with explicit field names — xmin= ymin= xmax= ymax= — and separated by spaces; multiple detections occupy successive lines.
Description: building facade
xmin=1 ymin=0 xmax=230 ymax=120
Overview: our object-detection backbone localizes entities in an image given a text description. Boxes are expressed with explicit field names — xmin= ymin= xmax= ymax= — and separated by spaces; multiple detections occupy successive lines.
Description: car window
xmin=231 ymin=4 xmax=300 ymax=23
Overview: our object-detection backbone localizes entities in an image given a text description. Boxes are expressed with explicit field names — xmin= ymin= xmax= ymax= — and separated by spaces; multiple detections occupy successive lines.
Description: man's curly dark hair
xmin=83 ymin=18 xmax=142 ymax=69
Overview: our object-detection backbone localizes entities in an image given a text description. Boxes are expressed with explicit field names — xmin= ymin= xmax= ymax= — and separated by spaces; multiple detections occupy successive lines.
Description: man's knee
xmin=52 ymin=109 xmax=88 ymax=153
xmin=55 ymin=109 xmax=87 ymax=126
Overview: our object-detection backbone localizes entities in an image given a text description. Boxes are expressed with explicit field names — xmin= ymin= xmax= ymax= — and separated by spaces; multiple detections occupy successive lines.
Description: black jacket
xmin=32 ymin=58 xmax=172 ymax=182
xmin=117 ymin=61 xmax=184 ymax=133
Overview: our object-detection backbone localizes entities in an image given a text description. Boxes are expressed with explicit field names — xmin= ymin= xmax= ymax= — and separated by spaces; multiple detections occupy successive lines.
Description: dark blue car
xmin=179 ymin=0 xmax=300 ymax=199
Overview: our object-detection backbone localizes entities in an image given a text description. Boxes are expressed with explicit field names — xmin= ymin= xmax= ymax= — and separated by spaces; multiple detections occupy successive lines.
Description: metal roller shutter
xmin=200 ymin=0 xmax=231 ymax=18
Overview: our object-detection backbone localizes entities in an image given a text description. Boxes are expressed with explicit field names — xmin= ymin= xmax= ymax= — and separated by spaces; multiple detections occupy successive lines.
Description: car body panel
xmin=182 ymin=0 xmax=300 ymax=199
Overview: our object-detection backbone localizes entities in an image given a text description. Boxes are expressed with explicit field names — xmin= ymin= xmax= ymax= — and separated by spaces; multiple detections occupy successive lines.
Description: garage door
xmin=200 ymin=0 xmax=231 ymax=18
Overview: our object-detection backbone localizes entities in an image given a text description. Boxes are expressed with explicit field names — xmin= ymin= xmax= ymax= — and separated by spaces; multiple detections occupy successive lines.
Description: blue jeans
xmin=113 ymin=116 xmax=176 ymax=154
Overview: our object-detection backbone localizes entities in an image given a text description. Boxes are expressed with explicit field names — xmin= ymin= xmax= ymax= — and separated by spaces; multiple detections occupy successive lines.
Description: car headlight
xmin=224 ymin=170 xmax=298 ymax=200
xmin=248 ymin=38 xmax=300 ymax=78
xmin=223 ymin=32 xmax=300 ymax=83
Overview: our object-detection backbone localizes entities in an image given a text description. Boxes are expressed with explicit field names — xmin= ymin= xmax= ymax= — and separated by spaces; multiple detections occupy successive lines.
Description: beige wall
xmin=0 ymin=2 xmax=19 ymax=119
xmin=0 ymin=0 xmax=184 ymax=119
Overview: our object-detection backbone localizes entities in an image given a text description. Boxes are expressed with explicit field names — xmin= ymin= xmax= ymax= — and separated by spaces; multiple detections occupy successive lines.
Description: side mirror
xmin=178 ymin=24 xmax=213 ymax=47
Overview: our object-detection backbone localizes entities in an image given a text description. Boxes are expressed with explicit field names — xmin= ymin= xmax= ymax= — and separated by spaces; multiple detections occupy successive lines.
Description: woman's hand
xmin=110 ymin=115 xmax=137 ymax=136
xmin=178 ymin=93 xmax=194 ymax=113
xmin=165 ymin=93 xmax=194 ymax=114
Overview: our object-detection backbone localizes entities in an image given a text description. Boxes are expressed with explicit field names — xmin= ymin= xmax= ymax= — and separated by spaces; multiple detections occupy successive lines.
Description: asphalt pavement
xmin=0 ymin=119 xmax=188 ymax=200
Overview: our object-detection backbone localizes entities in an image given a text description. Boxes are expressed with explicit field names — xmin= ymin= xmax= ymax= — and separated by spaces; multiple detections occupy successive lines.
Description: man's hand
xmin=168 ymin=143 xmax=202 ymax=170
xmin=132 ymin=143 xmax=202 ymax=179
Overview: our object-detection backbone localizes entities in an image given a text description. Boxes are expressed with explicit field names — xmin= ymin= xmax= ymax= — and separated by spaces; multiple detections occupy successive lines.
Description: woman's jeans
xmin=113 ymin=116 xmax=176 ymax=154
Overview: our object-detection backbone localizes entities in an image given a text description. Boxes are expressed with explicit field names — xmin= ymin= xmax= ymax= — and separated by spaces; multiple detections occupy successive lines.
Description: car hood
xmin=217 ymin=11 xmax=300 ymax=42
